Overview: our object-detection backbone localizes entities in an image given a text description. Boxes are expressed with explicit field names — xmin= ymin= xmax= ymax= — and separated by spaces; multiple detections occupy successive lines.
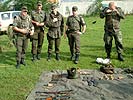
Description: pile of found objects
xmin=26 ymin=65 xmax=133 ymax=100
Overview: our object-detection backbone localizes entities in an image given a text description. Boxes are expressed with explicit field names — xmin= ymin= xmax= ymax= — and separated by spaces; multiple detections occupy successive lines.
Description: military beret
xmin=37 ymin=1 xmax=42 ymax=6
xmin=51 ymin=4 xmax=57 ymax=10
xmin=21 ymin=6 xmax=28 ymax=11
xmin=72 ymin=6 xmax=78 ymax=11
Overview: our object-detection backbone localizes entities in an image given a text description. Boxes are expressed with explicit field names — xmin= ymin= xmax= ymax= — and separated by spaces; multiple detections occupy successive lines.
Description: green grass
xmin=0 ymin=15 xmax=133 ymax=100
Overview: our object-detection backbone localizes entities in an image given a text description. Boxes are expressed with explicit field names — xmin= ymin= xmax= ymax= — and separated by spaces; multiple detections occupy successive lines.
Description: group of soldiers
xmin=12 ymin=1 xmax=125 ymax=69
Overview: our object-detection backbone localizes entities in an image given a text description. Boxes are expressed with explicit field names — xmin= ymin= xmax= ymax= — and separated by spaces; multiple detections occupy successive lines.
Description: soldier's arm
xmin=82 ymin=25 xmax=86 ymax=34
xmin=32 ymin=19 xmax=44 ymax=27
xmin=38 ymin=12 xmax=46 ymax=27
xmin=60 ymin=16 xmax=64 ymax=36
xmin=64 ymin=25 xmax=68 ymax=38
xmin=13 ymin=27 xmax=28 ymax=34
xmin=80 ymin=17 xmax=86 ymax=33
xmin=30 ymin=11 xmax=39 ymax=26
xmin=40 ymin=12 xmax=47 ymax=27
xmin=100 ymin=7 xmax=109 ymax=18
xmin=116 ymin=7 xmax=125 ymax=19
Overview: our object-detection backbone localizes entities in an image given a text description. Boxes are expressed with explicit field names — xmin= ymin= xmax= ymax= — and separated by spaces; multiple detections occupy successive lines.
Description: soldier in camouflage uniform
xmin=100 ymin=2 xmax=125 ymax=61
xmin=45 ymin=4 xmax=64 ymax=61
xmin=13 ymin=6 xmax=34 ymax=68
xmin=65 ymin=6 xmax=86 ymax=64
xmin=31 ymin=1 xmax=46 ymax=61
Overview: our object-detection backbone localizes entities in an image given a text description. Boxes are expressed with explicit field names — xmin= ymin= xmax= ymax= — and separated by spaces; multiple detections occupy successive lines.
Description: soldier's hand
xmin=106 ymin=9 xmax=112 ymax=13
xmin=21 ymin=29 xmax=28 ymax=34
xmin=113 ymin=9 xmax=119 ymax=14
xmin=38 ymin=23 xmax=44 ymax=26
xmin=30 ymin=30 xmax=34 ymax=36
xmin=77 ymin=31 xmax=82 ymax=35
xmin=35 ymin=22 xmax=39 ymax=26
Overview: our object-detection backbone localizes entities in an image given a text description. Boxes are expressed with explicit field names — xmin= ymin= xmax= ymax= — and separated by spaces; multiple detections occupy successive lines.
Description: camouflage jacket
xmin=13 ymin=14 xmax=33 ymax=35
xmin=45 ymin=11 xmax=64 ymax=38
xmin=66 ymin=15 xmax=86 ymax=32
xmin=31 ymin=10 xmax=46 ymax=30
xmin=100 ymin=7 xmax=125 ymax=32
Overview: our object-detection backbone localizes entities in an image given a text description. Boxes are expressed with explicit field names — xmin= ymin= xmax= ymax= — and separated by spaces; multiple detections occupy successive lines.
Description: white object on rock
xmin=96 ymin=58 xmax=104 ymax=64
xmin=102 ymin=58 xmax=110 ymax=64
xmin=96 ymin=58 xmax=110 ymax=64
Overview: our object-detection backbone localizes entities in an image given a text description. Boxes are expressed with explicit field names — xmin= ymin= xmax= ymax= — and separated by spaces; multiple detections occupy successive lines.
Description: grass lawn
xmin=0 ymin=15 xmax=133 ymax=100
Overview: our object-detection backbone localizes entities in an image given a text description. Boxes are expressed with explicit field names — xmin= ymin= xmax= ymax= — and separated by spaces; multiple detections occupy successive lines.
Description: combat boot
xmin=20 ymin=58 xmax=26 ymax=66
xmin=37 ymin=54 xmax=41 ymax=60
xmin=118 ymin=53 xmax=124 ymax=61
xmin=56 ymin=53 xmax=60 ymax=61
xmin=16 ymin=61 xmax=20 ymax=69
xmin=47 ymin=53 xmax=51 ymax=61
xmin=32 ymin=54 xmax=37 ymax=62
xmin=74 ymin=54 xmax=79 ymax=64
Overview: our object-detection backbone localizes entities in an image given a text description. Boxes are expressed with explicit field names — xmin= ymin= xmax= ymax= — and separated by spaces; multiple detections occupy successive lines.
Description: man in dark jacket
xmin=45 ymin=4 xmax=64 ymax=61
xmin=100 ymin=2 xmax=125 ymax=61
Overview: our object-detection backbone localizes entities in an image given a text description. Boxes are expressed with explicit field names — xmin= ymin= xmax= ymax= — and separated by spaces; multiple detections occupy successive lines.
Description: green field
xmin=0 ymin=15 xmax=133 ymax=100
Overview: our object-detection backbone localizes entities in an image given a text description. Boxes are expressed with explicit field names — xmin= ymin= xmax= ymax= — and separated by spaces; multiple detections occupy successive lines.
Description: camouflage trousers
xmin=47 ymin=35 xmax=61 ymax=54
xmin=67 ymin=32 xmax=80 ymax=55
xmin=31 ymin=29 xmax=44 ymax=55
xmin=104 ymin=31 xmax=123 ymax=54
xmin=16 ymin=36 xmax=28 ymax=62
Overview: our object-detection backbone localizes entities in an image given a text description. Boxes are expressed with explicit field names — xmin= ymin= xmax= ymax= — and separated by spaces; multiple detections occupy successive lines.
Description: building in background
xmin=49 ymin=0 xmax=133 ymax=17
xmin=57 ymin=0 xmax=96 ymax=17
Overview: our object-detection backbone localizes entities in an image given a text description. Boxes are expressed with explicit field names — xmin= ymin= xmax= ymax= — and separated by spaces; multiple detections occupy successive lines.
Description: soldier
xmin=100 ymin=2 xmax=125 ymax=61
xmin=12 ymin=6 xmax=34 ymax=68
xmin=30 ymin=1 xmax=47 ymax=61
xmin=65 ymin=6 xmax=86 ymax=64
xmin=45 ymin=4 xmax=64 ymax=61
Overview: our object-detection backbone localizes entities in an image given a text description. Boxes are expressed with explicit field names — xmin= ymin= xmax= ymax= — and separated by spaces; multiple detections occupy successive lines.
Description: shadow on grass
xmin=0 ymin=46 xmax=132 ymax=66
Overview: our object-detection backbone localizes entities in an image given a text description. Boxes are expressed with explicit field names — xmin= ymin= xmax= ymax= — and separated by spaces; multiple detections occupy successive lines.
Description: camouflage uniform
xmin=45 ymin=5 xmax=64 ymax=61
xmin=66 ymin=9 xmax=86 ymax=63
xmin=31 ymin=2 xmax=46 ymax=60
xmin=100 ymin=6 xmax=125 ymax=60
xmin=13 ymin=8 xmax=33 ymax=68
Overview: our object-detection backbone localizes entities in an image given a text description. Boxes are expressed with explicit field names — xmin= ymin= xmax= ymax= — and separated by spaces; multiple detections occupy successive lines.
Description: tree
xmin=87 ymin=0 xmax=103 ymax=16
xmin=0 ymin=0 xmax=53 ymax=12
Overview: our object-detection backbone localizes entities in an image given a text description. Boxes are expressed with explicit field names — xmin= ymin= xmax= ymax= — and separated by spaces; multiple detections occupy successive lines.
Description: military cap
xmin=21 ymin=6 xmax=28 ymax=11
xmin=51 ymin=4 xmax=57 ymax=10
xmin=37 ymin=1 xmax=42 ymax=6
xmin=72 ymin=6 xmax=78 ymax=11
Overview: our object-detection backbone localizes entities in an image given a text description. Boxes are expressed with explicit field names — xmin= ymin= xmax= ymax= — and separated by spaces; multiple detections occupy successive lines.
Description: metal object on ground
xmin=35 ymin=90 xmax=73 ymax=95
xmin=67 ymin=67 xmax=79 ymax=79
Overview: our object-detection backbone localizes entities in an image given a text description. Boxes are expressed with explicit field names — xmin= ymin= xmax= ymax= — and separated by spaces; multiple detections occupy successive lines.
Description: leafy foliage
xmin=0 ymin=0 xmax=53 ymax=12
